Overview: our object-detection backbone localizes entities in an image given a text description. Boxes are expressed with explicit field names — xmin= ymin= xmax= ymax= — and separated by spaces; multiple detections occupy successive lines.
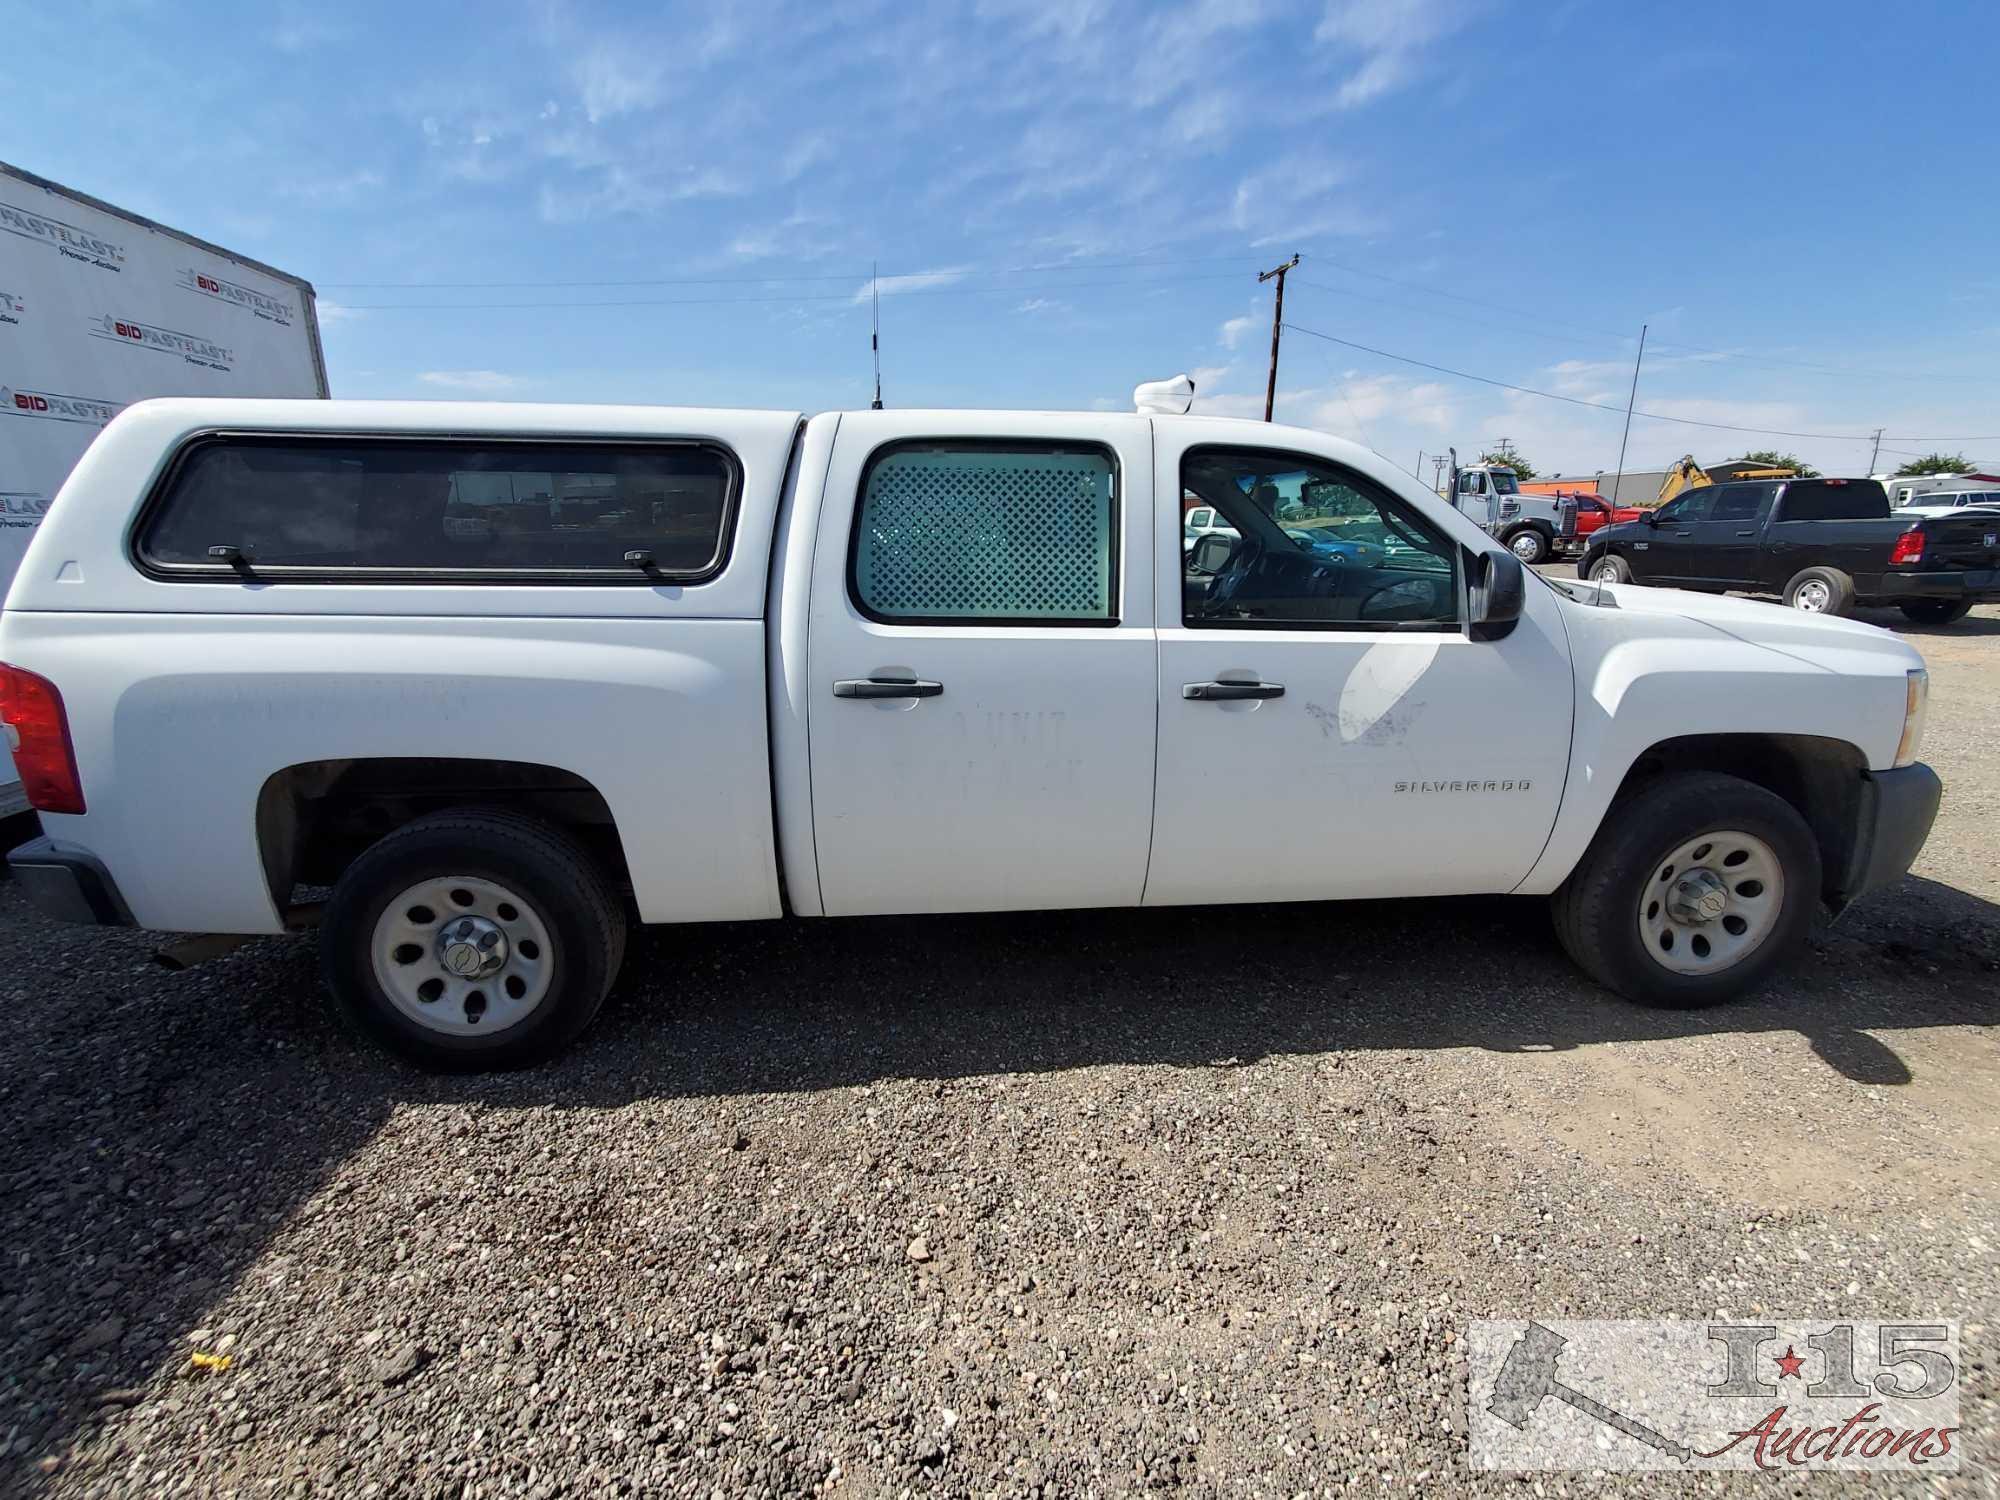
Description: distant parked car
xmin=1892 ymin=489 xmax=2000 ymax=520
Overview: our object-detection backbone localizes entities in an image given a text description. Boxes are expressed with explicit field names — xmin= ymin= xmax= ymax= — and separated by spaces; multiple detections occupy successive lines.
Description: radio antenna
xmin=870 ymin=260 xmax=883 ymax=409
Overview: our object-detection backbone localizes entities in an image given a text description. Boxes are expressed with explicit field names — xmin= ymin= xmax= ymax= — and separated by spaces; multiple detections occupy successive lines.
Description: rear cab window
xmin=136 ymin=435 xmax=740 ymax=582
xmin=1772 ymin=479 xmax=1889 ymax=522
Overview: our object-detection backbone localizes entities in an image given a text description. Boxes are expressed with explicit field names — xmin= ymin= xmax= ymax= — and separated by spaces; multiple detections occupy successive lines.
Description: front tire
xmin=1584 ymin=553 xmax=1631 ymax=584
xmin=322 ymin=809 xmax=627 ymax=1071
xmin=1552 ymin=772 xmax=1820 ymax=1009
xmin=1897 ymin=598 xmax=1974 ymax=625
xmin=1505 ymin=526 xmax=1550 ymax=564
xmin=1782 ymin=566 xmax=1855 ymax=616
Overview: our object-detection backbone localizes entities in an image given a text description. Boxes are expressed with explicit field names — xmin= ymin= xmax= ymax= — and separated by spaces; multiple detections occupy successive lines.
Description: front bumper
xmin=1888 ymin=568 xmax=2000 ymax=600
xmin=1831 ymin=763 xmax=1942 ymax=908
xmin=6 ymin=836 xmax=133 ymax=926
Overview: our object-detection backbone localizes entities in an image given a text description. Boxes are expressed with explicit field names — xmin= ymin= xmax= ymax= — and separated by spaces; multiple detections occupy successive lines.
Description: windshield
xmin=1490 ymin=471 xmax=1520 ymax=495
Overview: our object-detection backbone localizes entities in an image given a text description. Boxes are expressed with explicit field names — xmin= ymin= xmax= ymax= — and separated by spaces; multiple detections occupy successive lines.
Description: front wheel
xmin=322 ymin=809 xmax=628 ymax=1071
xmin=1584 ymin=553 xmax=1631 ymax=584
xmin=1897 ymin=598 xmax=1974 ymax=625
xmin=1552 ymin=772 xmax=1820 ymax=1009
xmin=1505 ymin=527 xmax=1550 ymax=564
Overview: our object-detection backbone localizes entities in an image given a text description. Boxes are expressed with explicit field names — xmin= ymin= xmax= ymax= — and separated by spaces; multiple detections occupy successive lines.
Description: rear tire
xmin=322 ymin=809 xmax=627 ymax=1071
xmin=1782 ymin=566 xmax=1855 ymax=616
xmin=1552 ymin=772 xmax=1820 ymax=1010
xmin=1584 ymin=553 xmax=1631 ymax=584
xmin=1897 ymin=598 xmax=1974 ymax=625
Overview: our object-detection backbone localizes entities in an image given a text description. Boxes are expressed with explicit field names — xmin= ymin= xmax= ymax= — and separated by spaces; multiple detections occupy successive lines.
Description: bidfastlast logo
xmin=1 ymin=490 xmax=50 ymax=531
xmin=178 ymin=267 xmax=293 ymax=325
xmin=1 ymin=385 xmax=124 ymax=427
xmin=0 ymin=198 xmax=125 ymax=270
xmin=0 ymin=289 xmax=22 ymax=324
xmin=88 ymin=313 xmax=234 ymax=372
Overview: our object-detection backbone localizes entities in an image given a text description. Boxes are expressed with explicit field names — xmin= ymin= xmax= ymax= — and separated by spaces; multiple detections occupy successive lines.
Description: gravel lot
xmin=3 ymin=595 xmax=1996 ymax=1498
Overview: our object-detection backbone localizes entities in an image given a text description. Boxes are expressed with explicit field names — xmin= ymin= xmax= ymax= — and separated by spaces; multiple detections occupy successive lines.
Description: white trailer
xmin=0 ymin=161 xmax=327 ymax=814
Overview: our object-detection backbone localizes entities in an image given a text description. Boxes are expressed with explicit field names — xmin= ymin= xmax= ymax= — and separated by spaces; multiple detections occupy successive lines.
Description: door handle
xmin=1735 ymin=529 xmax=1756 ymax=537
xmin=1672 ymin=529 xmax=1693 ymax=536
xmin=833 ymin=676 xmax=943 ymax=700
xmin=1183 ymin=680 xmax=1285 ymax=701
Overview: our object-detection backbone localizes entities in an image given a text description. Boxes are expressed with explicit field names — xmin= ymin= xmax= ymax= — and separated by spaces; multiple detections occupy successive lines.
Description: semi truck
xmin=0 ymin=161 xmax=327 ymax=815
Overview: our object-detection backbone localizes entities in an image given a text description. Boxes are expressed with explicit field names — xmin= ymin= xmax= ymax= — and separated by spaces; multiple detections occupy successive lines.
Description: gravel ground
xmin=2 ymin=596 xmax=1996 ymax=1498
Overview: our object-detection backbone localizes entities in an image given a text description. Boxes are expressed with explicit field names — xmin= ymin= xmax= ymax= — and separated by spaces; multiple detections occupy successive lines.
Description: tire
xmin=1551 ymin=772 xmax=1820 ymax=1010
xmin=1504 ymin=526 xmax=1550 ymax=565
xmin=1897 ymin=598 xmax=1974 ymax=625
xmin=1583 ymin=553 xmax=1631 ymax=584
xmin=1782 ymin=566 xmax=1855 ymax=616
xmin=321 ymin=809 xmax=628 ymax=1071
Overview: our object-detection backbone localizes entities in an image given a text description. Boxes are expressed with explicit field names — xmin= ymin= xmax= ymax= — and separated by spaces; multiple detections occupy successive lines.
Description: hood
xmin=1548 ymin=578 xmax=1925 ymax=677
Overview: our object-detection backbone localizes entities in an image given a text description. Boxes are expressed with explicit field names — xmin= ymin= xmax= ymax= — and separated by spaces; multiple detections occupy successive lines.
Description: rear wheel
xmin=1552 ymin=772 xmax=1820 ymax=1009
xmin=1782 ymin=566 xmax=1855 ymax=616
xmin=1897 ymin=598 xmax=1974 ymax=625
xmin=322 ymin=809 xmax=627 ymax=1071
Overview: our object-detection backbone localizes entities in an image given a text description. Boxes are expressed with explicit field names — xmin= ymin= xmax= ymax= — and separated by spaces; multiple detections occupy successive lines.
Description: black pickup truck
xmin=1577 ymin=477 xmax=2000 ymax=624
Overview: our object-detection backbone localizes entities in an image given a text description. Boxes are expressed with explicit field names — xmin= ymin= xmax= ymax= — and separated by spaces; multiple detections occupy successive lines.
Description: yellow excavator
xmin=1654 ymin=455 xmax=1797 ymax=506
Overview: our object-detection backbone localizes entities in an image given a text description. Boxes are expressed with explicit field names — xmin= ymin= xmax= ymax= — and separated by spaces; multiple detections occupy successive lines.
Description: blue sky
xmin=13 ymin=0 xmax=2000 ymax=480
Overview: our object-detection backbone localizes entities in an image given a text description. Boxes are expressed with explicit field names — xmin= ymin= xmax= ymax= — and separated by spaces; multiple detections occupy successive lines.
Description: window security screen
xmin=852 ymin=444 xmax=1116 ymax=622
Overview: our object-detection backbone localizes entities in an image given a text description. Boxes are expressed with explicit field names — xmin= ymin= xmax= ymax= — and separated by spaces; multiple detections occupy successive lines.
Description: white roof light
xmin=1133 ymin=373 xmax=1195 ymax=415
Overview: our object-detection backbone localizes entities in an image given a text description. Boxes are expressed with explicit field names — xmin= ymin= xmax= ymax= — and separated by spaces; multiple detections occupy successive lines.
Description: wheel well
xmin=1608 ymin=734 xmax=1865 ymax=900
xmin=256 ymin=758 xmax=631 ymax=911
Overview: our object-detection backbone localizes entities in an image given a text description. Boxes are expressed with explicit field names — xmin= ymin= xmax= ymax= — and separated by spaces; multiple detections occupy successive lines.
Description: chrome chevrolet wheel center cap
xmin=436 ymin=915 xmax=508 ymax=978
xmin=1667 ymin=868 xmax=1729 ymax=925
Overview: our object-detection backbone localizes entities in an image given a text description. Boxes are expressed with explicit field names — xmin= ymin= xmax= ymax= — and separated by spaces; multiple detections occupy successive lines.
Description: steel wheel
xmin=1636 ymin=830 xmax=1785 ymax=977
xmin=1592 ymin=561 xmax=1623 ymax=582
xmin=370 ymin=875 xmax=555 ymax=1036
xmin=1791 ymin=578 xmax=1831 ymax=612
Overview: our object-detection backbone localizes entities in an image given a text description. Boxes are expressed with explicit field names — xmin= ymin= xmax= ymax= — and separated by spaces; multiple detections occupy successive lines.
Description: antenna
xmin=870 ymin=260 xmax=883 ymax=410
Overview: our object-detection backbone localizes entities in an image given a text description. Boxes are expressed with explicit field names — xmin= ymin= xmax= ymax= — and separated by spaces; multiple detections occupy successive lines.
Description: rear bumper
xmin=5 ymin=836 xmax=133 ymax=926
xmin=1831 ymin=763 xmax=1942 ymax=908
xmin=1886 ymin=568 xmax=2000 ymax=600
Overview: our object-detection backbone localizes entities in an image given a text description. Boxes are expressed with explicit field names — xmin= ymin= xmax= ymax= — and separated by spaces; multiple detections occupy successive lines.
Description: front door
xmin=1148 ymin=433 xmax=1573 ymax=905
xmin=1675 ymin=482 xmax=1769 ymax=585
xmin=805 ymin=412 xmax=1158 ymax=916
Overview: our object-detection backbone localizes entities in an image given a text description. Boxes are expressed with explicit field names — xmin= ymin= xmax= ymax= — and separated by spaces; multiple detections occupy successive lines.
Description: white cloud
xmin=1315 ymin=0 xmax=1476 ymax=108
xmin=851 ymin=267 xmax=972 ymax=305
xmin=417 ymin=370 xmax=532 ymax=393
xmin=571 ymin=47 xmax=666 ymax=124
xmin=1219 ymin=314 xmax=1256 ymax=349
xmin=280 ymin=170 xmax=384 ymax=202
xmin=1015 ymin=298 xmax=1067 ymax=314
xmin=315 ymin=300 xmax=364 ymax=325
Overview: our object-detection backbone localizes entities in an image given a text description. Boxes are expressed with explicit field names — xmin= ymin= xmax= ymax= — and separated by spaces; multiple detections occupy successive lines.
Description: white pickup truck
xmin=0 ymin=395 xmax=1941 ymax=1069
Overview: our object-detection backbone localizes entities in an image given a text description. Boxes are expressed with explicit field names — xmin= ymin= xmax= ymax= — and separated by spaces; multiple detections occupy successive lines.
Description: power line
xmin=321 ymin=253 xmax=1263 ymax=290
xmin=1280 ymin=321 xmax=1883 ymax=442
xmin=331 ymin=270 xmax=1249 ymax=311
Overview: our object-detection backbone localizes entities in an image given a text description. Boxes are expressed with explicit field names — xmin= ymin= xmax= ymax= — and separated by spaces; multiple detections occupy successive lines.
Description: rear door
xmin=804 ymin=412 xmax=1157 ymax=916
xmin=1147 ymin=430 xmax=1572 ymax=905
xmin=1677 ymin=483 xmax=1771 ymax=585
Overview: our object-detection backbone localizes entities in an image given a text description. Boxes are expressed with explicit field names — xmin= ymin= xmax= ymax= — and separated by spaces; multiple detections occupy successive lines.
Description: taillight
xmin=0 ymin=662 xmax=86 ymax=814
xmin=1889 ymin=530 xmax=1924 ymax=566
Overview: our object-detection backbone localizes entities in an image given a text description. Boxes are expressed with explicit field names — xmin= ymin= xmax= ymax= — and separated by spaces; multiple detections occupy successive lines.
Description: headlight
xmin=1894 ymin=668 xmax=1929 ymax=768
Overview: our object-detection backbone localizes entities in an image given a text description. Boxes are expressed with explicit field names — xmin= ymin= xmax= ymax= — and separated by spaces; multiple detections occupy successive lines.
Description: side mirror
xmin=1468 ymin=548 xmax=1524 ymax=641
xmin=1642 ymin=508 xmax=1661 ymax=527
xmin=1189 ymin=533 xmax=1235 ymax=576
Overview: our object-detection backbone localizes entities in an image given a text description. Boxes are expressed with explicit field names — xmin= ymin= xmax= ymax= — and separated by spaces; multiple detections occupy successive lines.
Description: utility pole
xmin=1611 ymin=324 xmax=1647 ymax=507
xmin=1867 ymin=427 xmax=1884 ymax=474
xmin=1430 ymin=455 xmax=1446 ymax=495
xmin=1259 ymin=254 xmax=1300 ymax=422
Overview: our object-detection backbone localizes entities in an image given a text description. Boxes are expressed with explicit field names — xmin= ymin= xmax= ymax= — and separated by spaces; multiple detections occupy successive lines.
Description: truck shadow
xmin=1 ymin=874 xmax=1994 ymax=1480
